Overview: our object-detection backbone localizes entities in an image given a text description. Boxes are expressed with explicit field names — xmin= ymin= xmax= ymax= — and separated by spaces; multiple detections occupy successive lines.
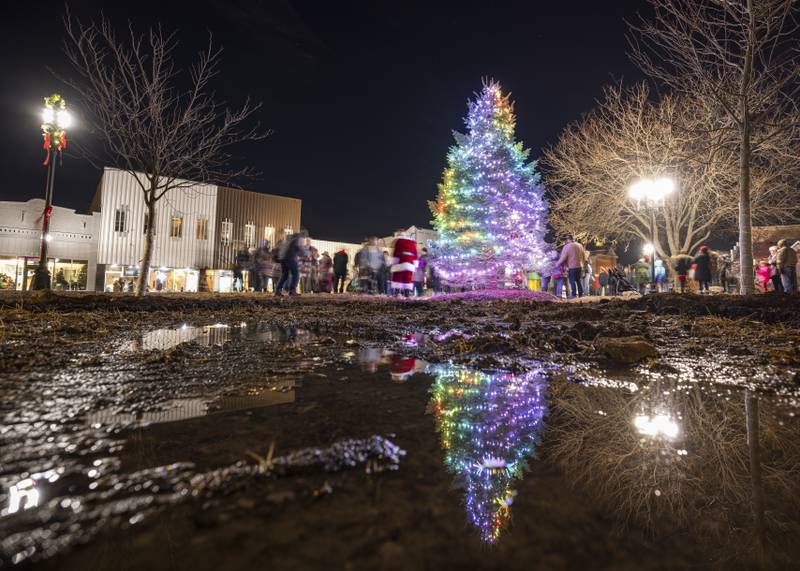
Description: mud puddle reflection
xmin=2 ymin=325 xmax=800 ymax=569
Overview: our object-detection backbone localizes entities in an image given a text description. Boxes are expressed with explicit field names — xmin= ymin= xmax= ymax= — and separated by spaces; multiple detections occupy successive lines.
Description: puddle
xmin=122 ymin=322 xmax=315 ymax=352
xmin=428 ymin=364 xmax=548 ymax=543
xmin=2 ymin=322 xmax=800 ymax=569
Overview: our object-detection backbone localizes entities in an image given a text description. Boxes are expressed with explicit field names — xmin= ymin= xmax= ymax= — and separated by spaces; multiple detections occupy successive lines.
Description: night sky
xmin=0 ymin=1 xmax=646 ymax=243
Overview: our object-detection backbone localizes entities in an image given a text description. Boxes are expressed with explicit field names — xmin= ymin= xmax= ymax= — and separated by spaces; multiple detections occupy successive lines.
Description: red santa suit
xmin=391 ymin=234 xmax=418 ymax=293
xmin=390 ymin=354 xmax=418 ymax=382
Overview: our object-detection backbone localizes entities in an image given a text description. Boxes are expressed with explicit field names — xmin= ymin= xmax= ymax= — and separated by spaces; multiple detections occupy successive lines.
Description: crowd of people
xmin=228 ymin=229 xmax=799 ymax=298
xmin=231 ymin=229 xmax=438 ymax=297
xmin=539 ymin=234 xmax=800 ymax=297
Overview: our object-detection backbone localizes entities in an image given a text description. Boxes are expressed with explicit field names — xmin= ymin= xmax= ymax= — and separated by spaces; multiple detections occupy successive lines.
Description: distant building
xmin=309 ymin=238 xmax=362 ymax=267
xmin=0 ymin=167 xmax=302 ymax=292
xmin=378 ymin=225 xmax=438 ymax=254
xmin=90 ymin=168 xmax=301 ymax=292
xmin=0 ymin=198 xmax=99 ymax=291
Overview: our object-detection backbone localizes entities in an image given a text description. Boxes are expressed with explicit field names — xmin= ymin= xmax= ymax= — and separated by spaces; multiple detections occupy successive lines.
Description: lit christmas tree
xmin=429 ymin=81 xmax=550 ymax=287
xmin=429 ymin=364 xmax=547 ymax=543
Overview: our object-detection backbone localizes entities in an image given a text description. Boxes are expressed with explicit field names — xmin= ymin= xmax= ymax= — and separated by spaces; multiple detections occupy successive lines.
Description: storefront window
xmin=0 ymin=257 xmax=23 ymax=290
xmin=2 ymin=257 xmax=89 ymax=291
xmin=145 ymin=268 xmax=199 ymax=292
xmin=52 ymin=259 xmax=88 ymax=290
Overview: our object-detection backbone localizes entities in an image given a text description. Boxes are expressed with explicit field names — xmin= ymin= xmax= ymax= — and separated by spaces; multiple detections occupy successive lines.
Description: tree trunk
xmin=745 ymin=390 xmax=766 ymax=555
xmin=738 ymin=114 xmax=755 ymax=295
xmin=738 ymin=0 xmax=756 ymax=296
xmin=137 ymin=194 xmax=156 ymax=297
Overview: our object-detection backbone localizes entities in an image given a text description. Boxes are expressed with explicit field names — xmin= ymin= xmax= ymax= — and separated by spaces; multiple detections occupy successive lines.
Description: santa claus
xmin=390 ymin=228 xmax=418 ymax=296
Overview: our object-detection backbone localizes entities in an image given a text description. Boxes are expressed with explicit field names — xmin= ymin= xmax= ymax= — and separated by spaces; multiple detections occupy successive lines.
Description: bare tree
xmin=629 ymin=0 xmax=800 ymax=293
xmin=543 ymin=83 xmax=796 ymax=265
xmin=546 ymin=378 xmax=800 ymax=565
xmin=60 ymin=13 xmax=269 ymax=295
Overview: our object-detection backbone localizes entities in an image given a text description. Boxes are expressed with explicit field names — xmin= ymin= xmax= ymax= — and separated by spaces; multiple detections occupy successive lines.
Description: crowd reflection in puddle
xmin=354 ymin=347 xmax=428 ymax=381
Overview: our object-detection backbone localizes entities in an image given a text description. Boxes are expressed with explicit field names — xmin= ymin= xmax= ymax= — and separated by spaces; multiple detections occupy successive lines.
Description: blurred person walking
xmin=693 ymin=246 xmax=712 ymax=293
xmin=673 ymin=251 xmax=693 ymax=293
xmin=413 ymin=247 xmax=429 ymax=297
xmin=776 ymin=239 xmax=798 ymax=293
xmin=555 ymin=235 xmax=586 ymax=298
xmin=333 ymin=249 xmax=349 ymax=294
xmin=767 ymin=245 xmax=784 ymax=293
xmin=253 ymin=240 xmax=272 ymax=292
xmin=319 ymin=251 xmax=333 ymax=293
xmin=275 ymin=229 xmax=309 ymax=296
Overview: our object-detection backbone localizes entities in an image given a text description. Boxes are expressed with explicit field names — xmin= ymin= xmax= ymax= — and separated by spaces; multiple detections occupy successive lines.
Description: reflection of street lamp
xmin=628 ymin=177 xmax=675 ymax=293
xmin=634 ymin=414 xmax=680 ymax=439
xmin=32 ymin=94 xmax=71 ymax=290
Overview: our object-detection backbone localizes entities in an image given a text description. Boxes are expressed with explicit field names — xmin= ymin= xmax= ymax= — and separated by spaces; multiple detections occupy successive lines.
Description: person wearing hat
xmin=693 ymin=245 xmax=712 ymax=293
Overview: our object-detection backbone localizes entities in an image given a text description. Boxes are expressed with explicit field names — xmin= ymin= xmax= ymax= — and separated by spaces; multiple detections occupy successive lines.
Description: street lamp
xmin=628 ymin=177 xmax=675 ymax=293
xmin=32 ymin=94 xmax=71 ymax=291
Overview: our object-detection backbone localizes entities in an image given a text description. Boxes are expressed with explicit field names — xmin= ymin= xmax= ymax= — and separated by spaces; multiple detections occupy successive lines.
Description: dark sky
xmin=0 ymin=0 xmax=646 ymax=243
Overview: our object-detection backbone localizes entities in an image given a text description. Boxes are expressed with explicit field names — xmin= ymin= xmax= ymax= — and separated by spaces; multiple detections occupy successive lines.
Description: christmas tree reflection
xmin=428 ymin=365 xmax=547 ymax=543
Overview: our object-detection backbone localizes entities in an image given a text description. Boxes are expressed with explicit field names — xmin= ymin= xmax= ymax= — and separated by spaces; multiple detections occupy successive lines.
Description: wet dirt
xmin=1 ymin=291 xmax=800 ymax=570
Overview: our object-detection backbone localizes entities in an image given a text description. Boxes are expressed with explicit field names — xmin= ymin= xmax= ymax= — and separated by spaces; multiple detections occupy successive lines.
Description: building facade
xmin=90 ymin=168 xmax=302 ymax=292
xmin=0 ymin=198 xmax=98 ymax=291
xmin=90 ymin=168 xmax=219 ymax=291
xmin=208 ymin=186 xmax=301 ymax=291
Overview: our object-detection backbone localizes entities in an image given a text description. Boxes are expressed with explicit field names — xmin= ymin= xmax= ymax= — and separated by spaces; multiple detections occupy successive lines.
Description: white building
xmin=91 ymin=168 xmax=218 ymax=292
xmin=378 ymin=225 xmax=438 ymax=254
xmin=309 ymin=238 xmax=362 ymax=267
xmin=0 ymin=198 xmax=98 ymax=291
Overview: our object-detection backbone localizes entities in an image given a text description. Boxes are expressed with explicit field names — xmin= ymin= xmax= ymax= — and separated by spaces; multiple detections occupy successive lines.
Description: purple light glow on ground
xmin=426 ymin=290 xmax=558 ymax=302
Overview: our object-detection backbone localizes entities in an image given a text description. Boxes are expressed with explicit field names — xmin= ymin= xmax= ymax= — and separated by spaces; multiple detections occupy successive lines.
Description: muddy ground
xmin=1 ymin=291 xmax=799 ymax=570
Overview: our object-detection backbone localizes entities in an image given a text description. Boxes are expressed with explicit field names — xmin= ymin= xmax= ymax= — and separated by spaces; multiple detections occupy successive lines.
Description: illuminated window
xmin=196 ymin=218 xmax=208 ymax=240
xmin=264 ymin=225 xmax=275 ymax=243
xmin=244 ymin=222 xmax=256 ymax=248
xmin=169 ymin=215 xmax=183 ymax=238
xmin=114 ymin=208 xmax=126 ymax=232
xmin=220 ymin=219 xmax=232 ymax=246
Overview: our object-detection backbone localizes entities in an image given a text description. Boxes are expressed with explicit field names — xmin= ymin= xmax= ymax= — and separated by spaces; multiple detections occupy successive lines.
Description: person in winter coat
xmin=673 ymin=252 xmax=694 ymax=293
xmin=555 ymin=235 xmax=586 ymax=298
xmin=553 ymin=261 xmax=568 ymax=298
xmin=776 ymin=239 xmax=798 ymax=293
xmin=333 ymin=250 xmax=349 ymax=293
xmin=318 ymin=251 xmax=333 ymax=293
xmin=356 ymin=238 xmax=384 ymax=294
xmin=654 ymin=259 xmax=667 ymax=292
xmin=252 ymin=240 xmax=273 ymax=292
xmin=540 ymin=251 xmax=559 ymax=294
xmin=756 ymin=259 xmax=773 ymax=292
xmin=633 ymin=258 xmax=651 ymax=293
xmin=598 ymin=270 xmax=609 ymax=296
xmin=413 ymin=248 xmax=429 ymax=297
xmin=693 ymin=245 xmax=712 ymax=293
xmin=233 ymin=249 xmax=250 ymax=292
xmin=275 ymin=230 xmax=309 ymax=296
xmin=767 ymin=245 xmax=784 ymax=293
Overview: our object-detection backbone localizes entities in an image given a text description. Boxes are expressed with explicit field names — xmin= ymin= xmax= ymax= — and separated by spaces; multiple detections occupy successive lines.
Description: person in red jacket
xmin=390 ymin=229 xmax=418 ymax=297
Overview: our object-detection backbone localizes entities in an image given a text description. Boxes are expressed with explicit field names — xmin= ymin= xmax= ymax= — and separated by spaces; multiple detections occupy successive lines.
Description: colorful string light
xmin=429 ymin=364 xmax=548 ymax=542
xmin=430 ymin=81 xmax=549 ymax=287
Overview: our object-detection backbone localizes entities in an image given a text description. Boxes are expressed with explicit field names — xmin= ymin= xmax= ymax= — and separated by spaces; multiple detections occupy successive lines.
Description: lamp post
xmin=628 ymin=177 xmax=675 ymax=294
xmin=32 ymin=94 xmax=71 ymax=291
